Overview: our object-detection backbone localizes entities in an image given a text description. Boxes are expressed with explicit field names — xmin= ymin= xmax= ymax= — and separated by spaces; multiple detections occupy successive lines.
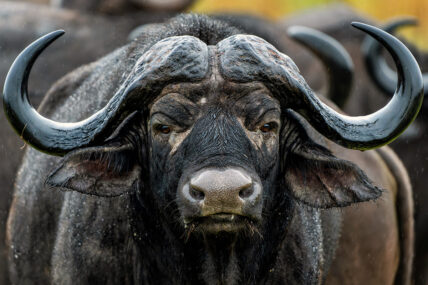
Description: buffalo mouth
xmin=183 ymin=213 xmax=260 ymax=235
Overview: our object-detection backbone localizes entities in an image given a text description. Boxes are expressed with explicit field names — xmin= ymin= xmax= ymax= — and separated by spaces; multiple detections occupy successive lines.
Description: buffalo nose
xmin=182 ymin=168 xmax=261 ymax=216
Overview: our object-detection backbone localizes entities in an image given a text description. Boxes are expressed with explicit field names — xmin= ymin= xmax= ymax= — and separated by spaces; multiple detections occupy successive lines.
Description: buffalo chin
xmin=185 ymin=214 xmax=260 ymax=235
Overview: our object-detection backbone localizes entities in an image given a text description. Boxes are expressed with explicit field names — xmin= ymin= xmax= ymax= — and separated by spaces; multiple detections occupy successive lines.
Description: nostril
xmin=239 ymin=186 xmax=254 ymax=199
xmin=189 ymin=186 xmax=205 ymax=201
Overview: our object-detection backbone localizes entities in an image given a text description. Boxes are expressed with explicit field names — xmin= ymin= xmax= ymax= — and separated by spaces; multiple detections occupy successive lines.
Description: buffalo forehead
xmin=154 ymin=80 xmax=273 ymax=107
xmin=131 ymin=35 xmax=209 ymax=86
xmin=217 ymin=34 xmax=301 ymax=82
xmin=145 ymin=34 xmax=295 ymax=109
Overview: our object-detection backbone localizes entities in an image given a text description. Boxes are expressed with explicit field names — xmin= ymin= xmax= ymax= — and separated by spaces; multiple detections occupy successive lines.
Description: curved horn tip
xmin=41 ymin=30 xmax=65 ymax=41
xmin=351 ymin=22 xmax=400 ymax=42
xmin=287 ymin=26 xmax=306 ymax=37
xmin=3 ymin=29 xmax=67 ymax=155
xmin=355 ymin=18 xmax=417 ymax=37
xmin=351 ymin=22 xmax=375 ymax=32
xmin=51 ymin=29 xmax=65 ymax=35
xmin=351 ymin=20 xmax=416 ymax=34
xmin=287 ymin=26 xmax=323 ymax=40
xmin=361 ymin=17 xmax=427 ymax=98
xmin=14 ymin=30 xmax=66 ymax=61
xmin=44 ymin=30 xmax=65 ymax=42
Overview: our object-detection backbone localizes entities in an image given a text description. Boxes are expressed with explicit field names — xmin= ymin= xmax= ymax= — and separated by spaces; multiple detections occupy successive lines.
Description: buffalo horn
xmin=3 ymin=30 xmax=138 ymax=156
xmin=362 ymin=17 xmax=428 ymax=97
xmin=294 ymin=22 xmax=423 ymax=150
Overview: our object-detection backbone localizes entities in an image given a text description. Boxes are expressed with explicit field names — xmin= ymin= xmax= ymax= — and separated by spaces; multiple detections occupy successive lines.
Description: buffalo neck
xmin=201 ymin=233 xmax=240 ymax=284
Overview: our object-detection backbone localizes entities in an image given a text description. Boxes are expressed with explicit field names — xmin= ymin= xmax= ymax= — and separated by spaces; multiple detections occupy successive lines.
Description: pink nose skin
xmin=181 ymin=168 xmax=262 ymax=216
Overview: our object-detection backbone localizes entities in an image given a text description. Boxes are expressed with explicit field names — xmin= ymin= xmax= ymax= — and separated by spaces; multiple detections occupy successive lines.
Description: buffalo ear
xmin=46 ymin=143 xmax=141 ymax=197
xmin=284 ymin=143 xmax=382 ymax=208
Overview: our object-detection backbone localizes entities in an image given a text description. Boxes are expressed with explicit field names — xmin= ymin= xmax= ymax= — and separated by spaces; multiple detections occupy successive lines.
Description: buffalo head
xmin=3 ymin=22 xmax=423 ymax=238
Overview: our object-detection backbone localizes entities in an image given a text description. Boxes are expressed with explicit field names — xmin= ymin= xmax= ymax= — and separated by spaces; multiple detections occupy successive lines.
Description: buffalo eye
xmin=260 ymin=122 xmax=278 ymax=133
xmin=155 ymin=124 xmax=172 ymax=134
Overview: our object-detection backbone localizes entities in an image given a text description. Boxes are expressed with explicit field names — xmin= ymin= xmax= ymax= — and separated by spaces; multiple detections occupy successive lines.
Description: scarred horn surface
xmin=363 ymin=17 xmax=428 ymax=97
xmin=3 ymin=31 xmax=208 ymax=155
xmin=218 ymin=23 xmax=423 ymax=150
xmin=287 ymin=26 xmax=354 ymax=109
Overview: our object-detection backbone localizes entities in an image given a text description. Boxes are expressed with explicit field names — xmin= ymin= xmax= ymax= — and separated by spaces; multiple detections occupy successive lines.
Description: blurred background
xmin=5 ymin=0 xmax=428 ymax=49
xmin=193 ymin=0 xmax=428 ymax=49
xmin=193 ymin=0 xmax=428 ymax=50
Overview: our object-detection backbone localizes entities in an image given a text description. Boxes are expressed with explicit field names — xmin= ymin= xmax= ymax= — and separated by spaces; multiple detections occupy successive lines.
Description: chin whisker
xmin=182 ymin=222 xmax=197 ymax=243
xmin=244 ymin=219 xmax=263 ymax=239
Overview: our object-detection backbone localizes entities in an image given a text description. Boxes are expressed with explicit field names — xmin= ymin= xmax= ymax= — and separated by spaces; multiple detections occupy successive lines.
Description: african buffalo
xmin=3 ymin=14 xmax=421 ymax=284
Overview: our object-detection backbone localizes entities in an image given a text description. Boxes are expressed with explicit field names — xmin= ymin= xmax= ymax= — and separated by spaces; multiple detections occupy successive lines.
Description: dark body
xmin=278 ymin=5 xmax=428 ymax=284
xmin=5 ymin=14 xmax=417 ymax=284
